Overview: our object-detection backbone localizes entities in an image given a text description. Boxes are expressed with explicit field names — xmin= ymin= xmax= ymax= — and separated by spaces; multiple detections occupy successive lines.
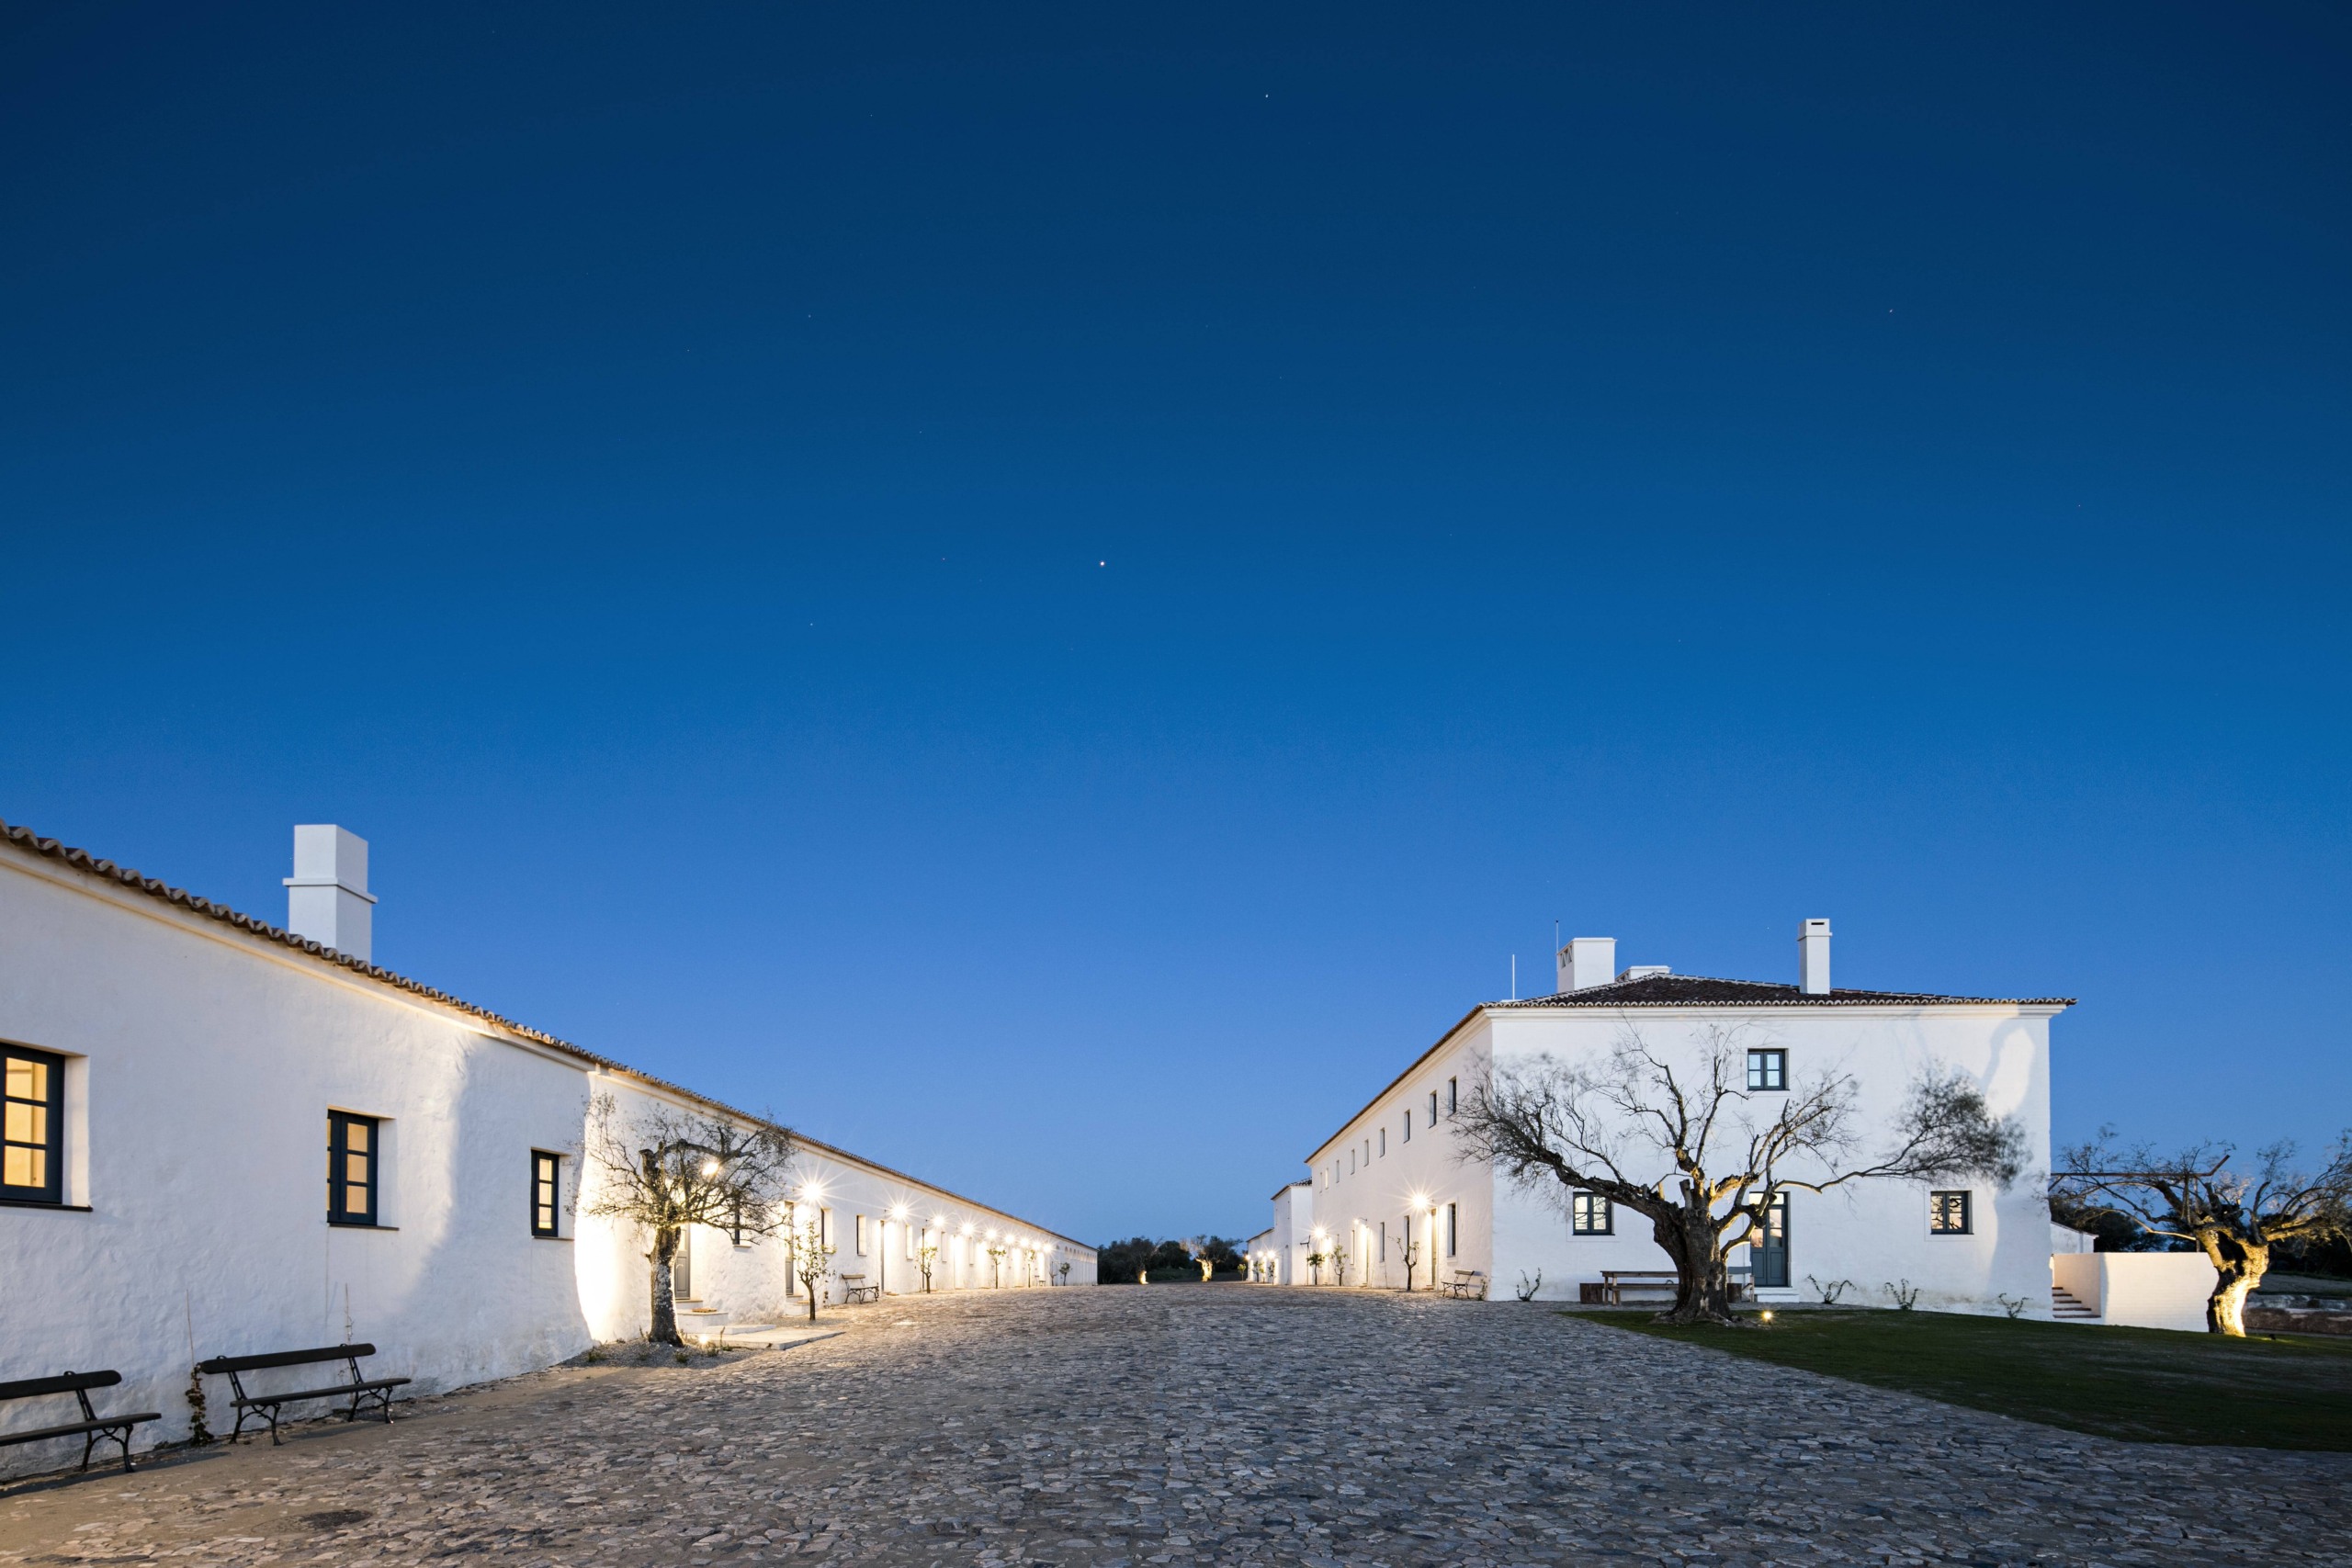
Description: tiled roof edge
xmin=1487 ymin=974 xmax=2075 ymax=1008
xmin=0 ymin=818 xmax=1098 ymax=1253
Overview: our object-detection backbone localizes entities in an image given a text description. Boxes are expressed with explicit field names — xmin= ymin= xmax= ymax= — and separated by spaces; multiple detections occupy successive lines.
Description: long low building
xmin=0 ymin=818 xmax=1093 ymax=1473
xmin=1250 ymin=922 xmax=2068 ymax=1314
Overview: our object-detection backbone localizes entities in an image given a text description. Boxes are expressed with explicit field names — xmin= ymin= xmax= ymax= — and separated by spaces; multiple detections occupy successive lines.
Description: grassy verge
xmin=1573 ymin=1308 xmax=2352 ymax=1450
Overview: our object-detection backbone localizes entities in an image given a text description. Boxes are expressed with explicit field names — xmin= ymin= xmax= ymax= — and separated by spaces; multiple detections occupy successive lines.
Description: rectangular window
xmin=2 ymin=1045 xmax=65 ymax=1204
xmin=673 ymin=1231 xmax=693 ymax=1299
xmin=530 ymin=1151 xmax=560 ymax=1238
xmin=820 ymin=1207 xmax=833 ymax=1249
xmin=1428 ymin=1090 xmax=1439 ymax=1124
xmin=1571 ymin=1191 xmax=1613 ymax=1235
xmin=1378 ymin=1127 xmax=1386 ymax=1157
xmin=1363 ymin=1137 xmax=1370 ymax=1165
xmin=1403 ymin=1111 xmax=1412 ymax=1142
xmin=1447 ymin=1077 xmax=1457 ymax=1114
xmin=1445 ymin=1201 xmax=1458 ymax=1258
xmin=1929 ymin=1190 xmax=1973 ymax=1235
xmin=1747 ymin=1049 xmax=1788 ymax=1091
xmin=1349 ymin=1149 xmax=1356 ymax=1175
xmin=327 ymin=1111 xmax=379 ymax=1226
xmin=1379 ymin=1221 xmax=1387 ymax=1261
xmin=856 ymin=1213 xmax=871 ymax=1256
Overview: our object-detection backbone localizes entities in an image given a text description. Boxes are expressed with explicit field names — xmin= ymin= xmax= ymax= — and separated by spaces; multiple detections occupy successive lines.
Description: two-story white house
xmin=0 ymin=817 xmax=1094 ymax=1475
xmin=1273 ymin=921 xmax=2067 ymax=1314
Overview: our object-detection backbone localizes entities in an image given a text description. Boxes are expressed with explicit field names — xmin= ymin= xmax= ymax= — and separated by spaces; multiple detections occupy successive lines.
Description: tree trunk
xmin=1654 ymin=1209 xmax=1739 ymax=1325
xmin=649 ymin=1230 xmax=683 ymax=1346
xmin=2204 ymin=1237 xmax=2267 ymax=1337
xmin=805 ymin=1276 xmax=820 ymax=1324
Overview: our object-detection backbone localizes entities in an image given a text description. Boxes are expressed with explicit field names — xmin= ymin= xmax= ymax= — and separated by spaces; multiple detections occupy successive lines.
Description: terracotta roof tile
xmin=1492 ymin=972 xmax=2073 ymax=1009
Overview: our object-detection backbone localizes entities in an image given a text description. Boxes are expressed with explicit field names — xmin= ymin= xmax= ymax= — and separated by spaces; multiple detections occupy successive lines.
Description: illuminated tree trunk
xmin=1655 ymin=1208 xmax=1738 ymax=1326
xmin=650 ymin=1228 xmax=684 ymax=1346
xmin=2204 ymin=1236 xmax=2267 ymax=1337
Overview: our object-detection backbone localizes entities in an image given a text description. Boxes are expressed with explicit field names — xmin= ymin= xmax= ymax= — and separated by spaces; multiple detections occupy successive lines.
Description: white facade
xmin=1273 ymin=920 xmax=2068 ymax=1316
xmin=0 ymin=821 xmax=1092 ymax=1475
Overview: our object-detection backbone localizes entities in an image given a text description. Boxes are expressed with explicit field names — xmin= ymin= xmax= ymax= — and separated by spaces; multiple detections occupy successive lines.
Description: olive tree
xmin=2053 ymin=1132 xmax=2352 ymax=1337
xmin=1454 ymin=1024 xmax=2026 ymax=1325
xmin=582 ymin=1096 xmax=797 ymax=1346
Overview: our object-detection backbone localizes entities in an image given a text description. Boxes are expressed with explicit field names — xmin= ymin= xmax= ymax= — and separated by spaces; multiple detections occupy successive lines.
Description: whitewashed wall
xmin=1301 ymin=1025 xmax=1494 ymax=1292
xmin=1487 ymin=1004 xmax=2055 ymax=1315
xmin=0 ymin=853 xmax=594 ymax=1474
xmin=0 ymin=844 xmax=1093 ymax=1477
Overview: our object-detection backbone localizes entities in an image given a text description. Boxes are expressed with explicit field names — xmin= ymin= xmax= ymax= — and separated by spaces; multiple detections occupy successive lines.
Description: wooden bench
xmin=838 ymin=1274 xmax=881 ymax=1305
xmin=1439 ymin=1269 xmax=1488 ymax=1299
xmin=1599 ymin=1269 xmax=1679 ymax=1305
xmin=0 ymin=1371 xmax=161 ymax=1474
xmin=1587 ymin=1269 xmax=1753 ymax=1305
xmin=196 ymin=1344 xmax=410 ymax=1445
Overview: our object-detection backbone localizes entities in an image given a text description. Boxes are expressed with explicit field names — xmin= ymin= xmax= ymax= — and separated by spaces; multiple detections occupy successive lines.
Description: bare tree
xmin=781 ymin=1210 xmax=837 ymax=1322
xmin=1454 ymin=1024 xmax=2025 ymax=1325
xmin=1398 ymin=1219 xmax=1421 ymax=1292
xmin=917 ymin=1236 xmax=941 ymax=1293
xmin=582 ymin=1096 xmax=797 ymax=1346
xmin=2052 ymin=1131 xmax=2352 ymax=1337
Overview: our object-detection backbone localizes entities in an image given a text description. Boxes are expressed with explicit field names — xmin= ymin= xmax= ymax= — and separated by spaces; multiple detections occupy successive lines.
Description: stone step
xmin=2051 ymin=1286 xmax=2099 ymax=1319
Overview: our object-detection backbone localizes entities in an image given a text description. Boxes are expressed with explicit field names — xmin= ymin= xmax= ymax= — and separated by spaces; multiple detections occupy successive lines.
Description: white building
xmin=0 ymin=818 xmax=1092 ymax=1473
xmin=1266 ymin=921 xmax=2068 ymax=1314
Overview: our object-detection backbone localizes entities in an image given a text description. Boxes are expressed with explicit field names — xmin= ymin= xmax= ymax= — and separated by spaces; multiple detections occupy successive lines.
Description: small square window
xmin=1572 ymin=1191 xmax=1613 ymax=1235
xmin=328 ymin=1111 xmax=379 ymax=1226
xmin=2 ymin=1046 xmax=65 ymax=1204
xmin=531 ymin=1151 xmax=560 ymax=1237
xmin=1930 ymin=1190 xmax=1973 ymax=1235
xmin=1747 ymin=1049 xmax=1788 ymax=1092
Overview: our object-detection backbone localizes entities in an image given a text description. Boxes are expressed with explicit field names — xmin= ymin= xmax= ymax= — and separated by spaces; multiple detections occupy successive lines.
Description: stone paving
xmin=5 ymin=1286 xmax=2348 ymax=1566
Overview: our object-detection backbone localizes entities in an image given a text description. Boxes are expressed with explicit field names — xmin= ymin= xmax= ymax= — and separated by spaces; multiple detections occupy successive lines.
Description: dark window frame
xmin=1571 ymin=1191 xmax=1613 ymax=1235
xmin=530 ymin=1150 xmax=561 ymax=1238
xmin=327 ymin=1111 xmax=379 ymax=1227
xmin=1447 ymin=1077 xmax=1457 ymax=1115
xmin=1747 ymin=1049 xmax=1789 ymax=1092
xmin=1445 ymin=1201 xmax=1459 ymax=1258
xmin=2 ymin=1043 xmax=66 ymax=1205
xmin=1929 ymin=1190 xmax=1973 ymax=1235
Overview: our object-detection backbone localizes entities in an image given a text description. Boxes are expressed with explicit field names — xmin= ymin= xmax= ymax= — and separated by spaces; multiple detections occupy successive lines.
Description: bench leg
xmin=79 ymin=1430 xmax=98 ymax=1472
xmin=112 ymin=1424 xmax=136 ymax=1473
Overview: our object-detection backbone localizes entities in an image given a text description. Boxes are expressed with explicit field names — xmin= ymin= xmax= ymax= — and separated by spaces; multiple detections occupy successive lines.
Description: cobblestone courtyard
xmin=5 ymin=1287 xmax=2348 ymax=1566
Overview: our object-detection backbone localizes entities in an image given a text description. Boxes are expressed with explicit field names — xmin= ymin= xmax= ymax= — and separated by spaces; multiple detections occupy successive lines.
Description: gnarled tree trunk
xmin=2204 ymin=1235 xmax=2267 ymax=1337
xmin=1653 ymin=1207 xmax=1739 ymax=1325
xmin=649 ymin=1228 xmax=683 ymax=1346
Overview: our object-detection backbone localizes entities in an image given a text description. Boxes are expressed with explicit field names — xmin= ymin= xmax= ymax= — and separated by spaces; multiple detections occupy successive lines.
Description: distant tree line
xmin=1096 ymin=1235 xmax=1247 ymax=1283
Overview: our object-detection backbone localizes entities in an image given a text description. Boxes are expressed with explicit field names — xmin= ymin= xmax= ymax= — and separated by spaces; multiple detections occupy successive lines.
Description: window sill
xmin=0 ymin=1197 xmax=90 ymax=1212
xmin=328 ymin=1221 xmax=399 ymax=1231
xmin=534 ymin=1234 xmax=572 ymax=1243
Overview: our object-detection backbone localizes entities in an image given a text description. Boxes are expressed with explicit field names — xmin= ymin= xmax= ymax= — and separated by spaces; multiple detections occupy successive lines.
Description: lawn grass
xmin=1573 ymin=1308 xmax=2352 ymax=1450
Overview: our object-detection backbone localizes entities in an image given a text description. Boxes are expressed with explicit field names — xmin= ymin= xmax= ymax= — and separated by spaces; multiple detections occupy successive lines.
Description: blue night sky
xmin=3 ymin=5 xmax=2346 ymax=1245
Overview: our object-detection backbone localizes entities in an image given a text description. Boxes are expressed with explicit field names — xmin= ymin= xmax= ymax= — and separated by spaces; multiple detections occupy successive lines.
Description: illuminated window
xmin=1572 ymin=1191 xmax=1612 ymax=1235
xmin=3 ymin=1046 xmax=64 ymax=1204
xmin=1747 ymin=1049 xmax=1787 ymax=1091
xmin=531 ymin=1151 xmax=560 ymax=1237
xmin=328 ymin=1111 xmax=378 ymax=1226
xmin=1929 ymin=1190 xmax=1973 ymax=1235
xmin=856 ymin=1213 xmax=871 ymax=1256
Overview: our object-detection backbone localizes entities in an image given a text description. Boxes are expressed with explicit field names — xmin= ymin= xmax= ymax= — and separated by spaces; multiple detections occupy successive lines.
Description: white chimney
xmin=1555 ymin=936 xmax=1617 ymax=993
xmin=1798 ymin=918 xmax=1831 ymax=995
xmin=285 ymin=825 xmax=376 ymax=962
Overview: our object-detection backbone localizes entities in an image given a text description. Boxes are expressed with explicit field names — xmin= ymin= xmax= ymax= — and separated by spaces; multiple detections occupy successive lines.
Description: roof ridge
xmin=0 ymin=818 xmax=1096 ymax=1247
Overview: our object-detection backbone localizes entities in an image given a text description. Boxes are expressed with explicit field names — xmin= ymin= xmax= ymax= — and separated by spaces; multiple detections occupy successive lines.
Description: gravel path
xmin=5 ymin=1286 xmax=2346 ymax=1565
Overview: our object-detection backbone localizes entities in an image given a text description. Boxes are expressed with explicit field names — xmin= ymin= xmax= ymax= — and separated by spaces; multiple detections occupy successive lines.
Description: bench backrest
xmin=0 ymin=1370 xmax=122 ymax=1403
xmin=198 ymin=1344 xmax=376 ymax=1376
